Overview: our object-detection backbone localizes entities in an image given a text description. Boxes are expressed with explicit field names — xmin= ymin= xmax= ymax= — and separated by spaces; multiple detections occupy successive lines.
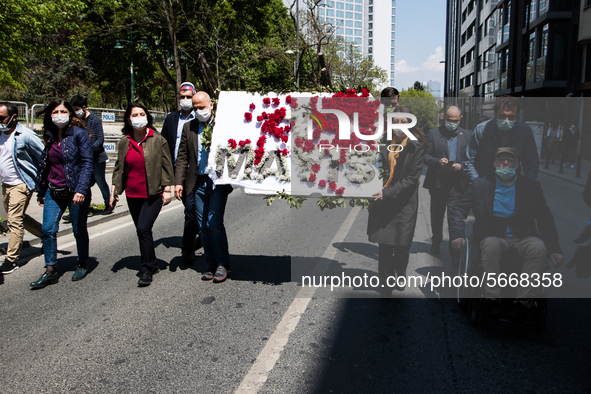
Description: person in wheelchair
xmin=449 ymin=147 xmax=564 ymax=321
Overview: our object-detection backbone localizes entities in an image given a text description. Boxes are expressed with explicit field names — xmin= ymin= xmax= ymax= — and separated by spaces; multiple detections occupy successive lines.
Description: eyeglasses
xmin=180 ymin=95 xmax=193 ymax=99
xmin=495 ymin=157 xmax=517 ymax=164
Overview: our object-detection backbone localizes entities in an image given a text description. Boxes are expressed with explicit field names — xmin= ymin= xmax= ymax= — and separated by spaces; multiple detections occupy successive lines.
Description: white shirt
xmin=174 ymin=110 xmax=195 ymax=164
xmin=0 ymin=131 xmax=24 ymax=186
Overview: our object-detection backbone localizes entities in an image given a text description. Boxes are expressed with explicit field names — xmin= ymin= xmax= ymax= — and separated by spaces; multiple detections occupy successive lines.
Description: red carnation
xmin=309 ymin=173 xmax=317 ymax=182
xmin=294 ymin=137 xmax=304 ymax=147
xmin=227 ymin=139 xmax=237 ymax=149
xmin=257 ymin=115 xmax=263 ymax=122
xmin=335 ymin=187 xmax=345 ymax=196
xmin=285 ymin=95 xmax=292 ymax=104
xmin=272 ymin=97 xmax=280 ymax=106
xmin=281 ymin=135 xmax=289 ymax=143
xmin=328 ymin=181 xmax=337 ymax=191
xmin=244 ymin=112 xmax=252 ymax=122
xmin=245 ymin=138 xmax=251 ymax=145
xmin=318 ymin=180 xmax=327 ymax=188
xmin=249 ymin=103 xmax=256 ymax=110
xmin=311 ymin=164 xmax=320 ymax=173
xmin=263 ymin=97 xmax=271 ymax=105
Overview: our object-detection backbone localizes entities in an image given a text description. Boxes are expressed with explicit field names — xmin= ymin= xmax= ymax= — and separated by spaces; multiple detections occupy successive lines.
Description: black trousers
xmin=378 ymin=244 xmax=411 ymax=281
xmin=127 ymin=196 xmax=163 ymax=273
xmin=181 ymin=188 xmax=199 ymax=258
xmin=429 ymin=184 xmax=463 ymax=263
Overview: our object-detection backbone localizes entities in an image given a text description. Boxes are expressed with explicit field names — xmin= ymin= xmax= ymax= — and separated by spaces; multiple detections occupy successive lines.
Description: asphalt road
xmin=2 ymin=172 xmax=591 ymax=393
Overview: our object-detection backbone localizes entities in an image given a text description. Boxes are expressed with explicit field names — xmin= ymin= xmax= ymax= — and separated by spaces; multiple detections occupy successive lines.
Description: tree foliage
xmin=399 ymin=87 xmax=439 ymax=130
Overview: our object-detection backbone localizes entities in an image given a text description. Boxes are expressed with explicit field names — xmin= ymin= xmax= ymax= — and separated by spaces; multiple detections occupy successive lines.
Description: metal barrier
xmin=5 ymin=101 xmax=29 ymax=127
xmin=29 ymin=105 xmax=166 ymax=131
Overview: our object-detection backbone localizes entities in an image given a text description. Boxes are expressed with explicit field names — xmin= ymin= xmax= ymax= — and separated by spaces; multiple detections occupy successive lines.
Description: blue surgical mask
xmin=497 ymin=119 xmax=515 ymax=132
xmin=445 ymin=122 xmax=459 ymax=132
xmin=496 ymin=166 xmax=516 ymax=180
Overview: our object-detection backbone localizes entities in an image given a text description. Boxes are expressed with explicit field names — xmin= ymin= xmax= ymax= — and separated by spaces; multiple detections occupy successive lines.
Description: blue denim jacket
xmin=12 ymin=123 xmax=44 ymax=191
xmin=36 ymin=126 xmax=94 ymax=198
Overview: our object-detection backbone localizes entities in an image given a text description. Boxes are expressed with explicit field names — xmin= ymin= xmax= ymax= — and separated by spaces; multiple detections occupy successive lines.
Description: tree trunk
xmin=162 ymin=0 xmax=182 ymax=109
xmin=198 ymin=53 xmax=217 ymax=98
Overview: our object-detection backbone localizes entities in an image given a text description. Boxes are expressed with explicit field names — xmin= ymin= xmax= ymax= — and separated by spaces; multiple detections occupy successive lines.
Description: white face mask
xmin=52 ymin=114 xmax=70 ymax=128
xmin=0 ymin=115 xmax=16 ymax=132
xmin=130 ymin=117 xmax=148 ymax=130
xmin=75 ymin=109 xmax=85 ymax=118
xmin=180 ymin=99 xmax=193 ymax=111
xmin=195 ymin=108 xmax=211 ymax=122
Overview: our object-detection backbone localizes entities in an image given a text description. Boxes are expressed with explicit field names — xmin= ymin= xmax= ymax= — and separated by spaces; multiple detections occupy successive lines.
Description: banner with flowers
xmin=210 ymin=90 xmax=388 ymax=197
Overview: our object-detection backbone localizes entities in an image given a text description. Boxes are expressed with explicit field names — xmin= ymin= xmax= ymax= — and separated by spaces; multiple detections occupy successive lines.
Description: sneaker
xmin=30 ymin=271 xmax=59 ymax=289
xmin=138 ymin=271 xmax=153 ymax=286
xmin=201 ymin=264 xmax=217 ymax=281
xmin=72 ymin=264 xmax=88 ymax=281
xmin=0 ymin=259 xmax=19 ymax=274
xmin=212 ymin=265 xmax=229 ymax=283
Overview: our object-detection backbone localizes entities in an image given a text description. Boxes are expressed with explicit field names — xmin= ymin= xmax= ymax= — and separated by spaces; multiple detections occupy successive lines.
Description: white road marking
xmin=235 ymin=207 xmax=361 ymax=394
xmin=57 ymin=203 xmax=184 ymax=250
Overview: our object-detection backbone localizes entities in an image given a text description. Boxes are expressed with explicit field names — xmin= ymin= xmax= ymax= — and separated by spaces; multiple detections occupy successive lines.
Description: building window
xmin=354 ymin=37 xmax=361 ymax=44
xmin=326 ymin=1 xmax=334 ymax=7
xmin=336 ymin=2 xmax=344 ymax=9
xmin=337 ymin=19 xmax=344 ymax=25
xmin=337 ymin=27 xmax=344 ymax=34
xmin=346 ymin=28 xmax=353 ymax=35
xmin=391 ymin=15 xmax=396 ymax=23
xmin=368 ymin=55 xmax=372 ymax=59
xmin=346 ymin=20 xmax=353 ymax=27
xmin=327 ymin=9 xmax=334 ymax=16
xmin=336 ymin=10 xmax=344 ymax=17
xmin=391 ymin=39 xmax=395 ymax=47
xmin=391 ymin=23 xmax=395 ymax=31
xmin=355 ymin=13 xmax=362 ymax=20
xmin=319 ymin=9 xmax=325 ymax=15
xmin=391 ymin=32 xmax=395 ymax=39
xmin=355 ymin=29 xmax=361 ymax=36
xmin=368 ymin=14 xmax=373 ymax=21
xmin=368 ymin=39 xmax=373 ymax=45
xmin=539 ymin=0 xmax=548 ymax=16
xmin=391 ymin=48 xmax=395 ymax=55
xmin=355 ymin=5 xmax=362 ymax=11
xmin=355 ymin=0 xmax=362 ymax=3
xmin=368 ymin=47 xmax=373 ymax=54
xmin=368 ymin=22 xmax=372 ymax=29
xmin=392 ymin=0 xmax=396 ymax=5
xmin=391 ymin=56 xmax=395 ymax=63
xmin=391 ymin=71 xmax=395 ymax=79
xmin=355 ymin=21 xmax=362 ymax=28
xmin=346 ymin=11 xmax=353 ymax=18
xmin=346 ymin=3 xmax=353 ymax=10
xmin=369 ymin=6 xmax=373 ymax=13
xmin=369 ymin=31 xmax=373 ymax=37
xmin=327 ymin=18 xmax=334 ymax=24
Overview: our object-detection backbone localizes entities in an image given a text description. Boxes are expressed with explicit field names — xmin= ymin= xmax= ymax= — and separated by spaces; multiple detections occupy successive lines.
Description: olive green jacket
xmin=112 ymin=131 xmax=174 ymax=197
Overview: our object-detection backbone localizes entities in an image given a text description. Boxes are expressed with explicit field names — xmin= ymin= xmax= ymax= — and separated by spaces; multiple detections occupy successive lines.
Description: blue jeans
xmin=93 ymin=161 xmax=111 ymax=207
xmin=194 ymin=177 xmax=231 ymax=266
xmin=42 ymin=189 xmax=91 ymax=266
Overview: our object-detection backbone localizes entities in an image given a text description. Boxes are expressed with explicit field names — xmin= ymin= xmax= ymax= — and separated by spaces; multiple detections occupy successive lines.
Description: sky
xmin=393 ymin=0 xmax=446 ymax=91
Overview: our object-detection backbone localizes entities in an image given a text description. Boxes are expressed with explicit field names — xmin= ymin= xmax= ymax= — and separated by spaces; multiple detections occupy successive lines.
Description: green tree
xmin=330 ymin=43 xmax=387 ymax=92
xmin=399 ymin=88 xmax=438 ymax=130
xmin=413 ymin=81 xmax=425 ymax=91
xmin=0 ymin=0 xmax=86 ymax=90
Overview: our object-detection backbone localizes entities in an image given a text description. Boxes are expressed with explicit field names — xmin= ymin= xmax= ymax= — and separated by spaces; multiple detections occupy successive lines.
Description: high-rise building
xmin=284 ymin=0 xmax=396 ymax=89
xmin=444 ymin=0 xmax=580 ymax=99
xmin=425 ymin=80 xmax=442 ymax=97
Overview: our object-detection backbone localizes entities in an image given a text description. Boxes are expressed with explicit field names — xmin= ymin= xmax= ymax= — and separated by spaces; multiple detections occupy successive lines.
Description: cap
xmin=495 ymin=147 xmax=519 ymax=159
xmin=180 ymin=82 xmax=196 ymax=94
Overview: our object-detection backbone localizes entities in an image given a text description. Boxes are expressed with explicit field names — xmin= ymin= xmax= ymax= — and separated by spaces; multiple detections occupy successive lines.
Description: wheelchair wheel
xmin=457 ymin=239 xmax=471 ymax=311
xmin=533 ymin=299 xmax=547 ymax=333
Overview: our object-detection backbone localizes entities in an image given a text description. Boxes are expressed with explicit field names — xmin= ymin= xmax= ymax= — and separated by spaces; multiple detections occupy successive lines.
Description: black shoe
xmin=72 ymin=264 xmax=88 ymax=281
xmin=101 ymin=204 xmax=114 ymax=215
xmin=0 ymin=259 xmax=19 ymax=274
xmin=201 ymin=264 xmax=217 ymax=281
xmin=182 ymin=255 xmax=194 ymax=266
xmin=62 ymin=214 xmax=71 ymax=223
xmin=509 ymin=302 xmax=530 ymax=323
xmin=30 ymin=271 xmax=59 ymax=289
xmin=138 ymin=271 xmax=153 ymax=286
xmin=212 ymin=265 xmax=229 ymax=283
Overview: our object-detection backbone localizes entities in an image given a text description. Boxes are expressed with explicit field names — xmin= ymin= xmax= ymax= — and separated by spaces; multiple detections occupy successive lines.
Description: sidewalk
xmin=0 ymin=170 xmax=131 ymax=255
xmin=538 ymin=159 xmax=590 ymax=187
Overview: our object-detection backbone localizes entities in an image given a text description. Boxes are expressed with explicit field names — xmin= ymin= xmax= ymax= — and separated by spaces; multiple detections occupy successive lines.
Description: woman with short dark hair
xmin=31 ymin=99 xmax=94 ymax=288
xmin=111 ymin=104 xmax=174 ymax=286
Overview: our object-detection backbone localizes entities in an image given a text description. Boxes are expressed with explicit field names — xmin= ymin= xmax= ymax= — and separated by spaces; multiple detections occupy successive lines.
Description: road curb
xmin=0 ymin=208 xmax=131 ymax=255
xmin=538 ymin=168 xmax=586 ymax=188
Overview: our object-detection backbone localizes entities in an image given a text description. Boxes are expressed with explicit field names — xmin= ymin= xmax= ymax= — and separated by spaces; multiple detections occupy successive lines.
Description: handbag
xmin=48 ymin=182 xmax=74 ymax=200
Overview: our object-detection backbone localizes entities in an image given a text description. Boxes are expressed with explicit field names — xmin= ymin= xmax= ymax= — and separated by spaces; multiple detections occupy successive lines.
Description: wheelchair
xmin=457 ymin=235 xmax=548 ymax=331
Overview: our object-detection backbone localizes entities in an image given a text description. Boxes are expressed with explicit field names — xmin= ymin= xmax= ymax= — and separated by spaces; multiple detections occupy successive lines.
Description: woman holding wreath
xmin=32 ymin=99 xmax=94 ymax=288
xmin=111 ymin=104 xmax=174 ymax=286
xmin=367 ymin=105 xmax=428 ymax=297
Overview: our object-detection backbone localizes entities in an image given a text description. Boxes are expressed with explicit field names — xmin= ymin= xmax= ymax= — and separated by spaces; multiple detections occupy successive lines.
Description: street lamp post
xmin=114 ymin=27 xmax=148 ymax=103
